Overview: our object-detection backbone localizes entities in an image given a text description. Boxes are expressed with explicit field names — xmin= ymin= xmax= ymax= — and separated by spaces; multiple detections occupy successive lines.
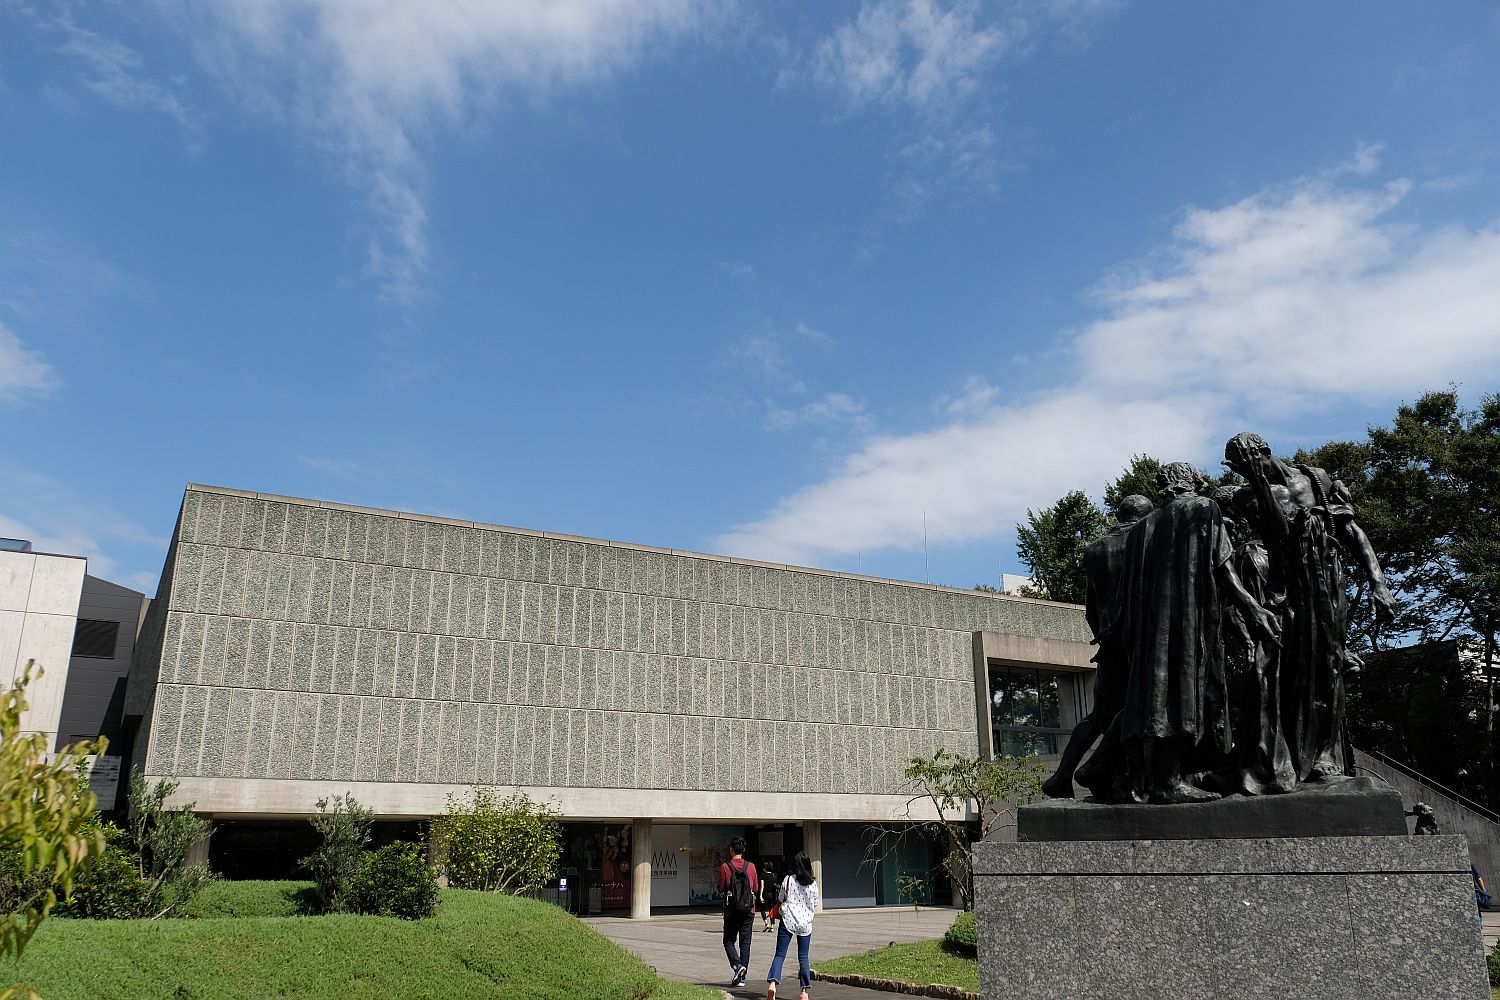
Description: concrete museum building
xmin=120 ymin=485 xmax=1096 ymax=916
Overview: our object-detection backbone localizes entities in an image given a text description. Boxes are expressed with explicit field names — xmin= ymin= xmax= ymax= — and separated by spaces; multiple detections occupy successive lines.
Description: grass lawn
xmin=3 ymin=881 xmax=717 ymax=1000
xmin=816 ymin=939 xmax=979 ymax=993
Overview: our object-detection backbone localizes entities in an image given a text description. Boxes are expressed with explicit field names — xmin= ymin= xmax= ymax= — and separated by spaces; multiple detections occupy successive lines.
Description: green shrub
xmin=0 ymin=849 xmax=52 ymax=918
xmin=943 ymin=909 xmax=977 ymax=958
xmin=301 ymin=794 xmax=373 ymax=913
xmin=56 ymin=845 xmax=149 ymax=919
xmin=431 ymin=790 xmax=561 ymax=894
xmin=1487 ymin=938 xmax=1500 ymax=986
xmin=354 ymin=842 xmax=439 ymax=919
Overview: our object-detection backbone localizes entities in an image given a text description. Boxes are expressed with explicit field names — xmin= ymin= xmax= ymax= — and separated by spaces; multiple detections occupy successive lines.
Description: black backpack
xmin=725 ymin=862 xmax=755 ymax=913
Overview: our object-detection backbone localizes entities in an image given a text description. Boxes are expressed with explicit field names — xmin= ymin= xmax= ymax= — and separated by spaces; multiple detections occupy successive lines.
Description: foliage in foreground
xmin=0 ymin=662 xmax=106 ymax=997
xmin=1487 ymin=938 xmax=1500 ymax=987
xmin=0 ymin=884 xmax=716 ymax=1000
xmin=817 ymin=938 xmax=980 ymax=993
xmin=430 ymin=789 xmax=561 ymax=894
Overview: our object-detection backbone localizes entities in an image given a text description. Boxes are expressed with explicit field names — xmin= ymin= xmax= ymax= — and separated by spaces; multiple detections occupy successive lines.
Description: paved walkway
xmin=587 ymin=906 xmax=960 ymax=998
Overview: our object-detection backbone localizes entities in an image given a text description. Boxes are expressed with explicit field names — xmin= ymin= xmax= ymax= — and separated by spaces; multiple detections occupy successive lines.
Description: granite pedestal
xmin=1021 ymin=776 xmax=1407 ymax=842
xmin=974 ymin=833 xmax=1489 ymax=999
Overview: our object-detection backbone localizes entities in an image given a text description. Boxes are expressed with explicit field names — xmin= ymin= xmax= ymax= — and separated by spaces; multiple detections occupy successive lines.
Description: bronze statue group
xmin=1041 ymin=432 xmax=1397 ymax=805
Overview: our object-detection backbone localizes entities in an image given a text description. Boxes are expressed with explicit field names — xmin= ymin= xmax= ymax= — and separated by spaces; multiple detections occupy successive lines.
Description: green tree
xmin=1103 ymin=454 xmax=1163 ymax=510
xmin=898 ymin=749 xmax=1043 ymax=910
xmin=127 ymin=772 xmax=214 ymax=918
xmin=301 ymin=793 xmax=373 ymax=914
xmin=1015 ymin=491 xmax=1107 ymax=603
xmin=0 ymin=663 xmax=106 ymax=999
xmin=1305 ymin=391 xmax=1500 ymax=789
xmin=430 ymin=790 xmax=561 ymax=894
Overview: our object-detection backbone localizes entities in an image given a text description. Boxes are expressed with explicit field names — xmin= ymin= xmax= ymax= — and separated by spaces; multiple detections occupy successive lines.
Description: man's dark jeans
xmin=723 ymin=908 xmax=754 ymax=974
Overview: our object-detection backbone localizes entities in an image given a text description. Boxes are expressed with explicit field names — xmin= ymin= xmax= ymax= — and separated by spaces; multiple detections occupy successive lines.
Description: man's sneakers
xmin=732 ymin=966 xmax=748 ymax=988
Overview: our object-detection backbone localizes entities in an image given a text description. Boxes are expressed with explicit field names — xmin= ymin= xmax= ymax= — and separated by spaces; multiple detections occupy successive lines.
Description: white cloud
xmin=1338 ymin=141 xmax=1385 ymax=177
xmin=729 ymin=332 xmax=808 ymax=394
xmin=5 ymin=4 xmax=203 ymax=147
xmin=166 ymin=0 xmax=712 ymax=308
xmin=936 ymin=375 xmax=998 ymax=416
xmin=717 ymin=389 xmax=1209 ymax=565
xmin=796 ymin=0 xmax=1117 ymax=221
xmin=719 ymin=259 xmax=757 ymax=281
xmin=0 ymin=224 xmax=135 ymax=327
xmin=714 ymin=161 xmax=1500 ymax=565
xmin=0 ymin=323 xmax=60 ymax=407
xmin=1077 ymin=178 xmax=1500 ymax=407
xmin=766 ymin=392 xmax=874 ymax=434
xmin=0 ymin=463 xmax=166 ymax=591
xmin=55 ymin=15 xmax=205 ymax=148
xmin=810 ymin=0 xmax=1009 ymax=111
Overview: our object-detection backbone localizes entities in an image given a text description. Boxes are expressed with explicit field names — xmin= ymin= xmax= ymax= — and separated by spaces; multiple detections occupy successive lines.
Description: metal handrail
xmin=1355 ymin=746 xmax=1500 ymax=826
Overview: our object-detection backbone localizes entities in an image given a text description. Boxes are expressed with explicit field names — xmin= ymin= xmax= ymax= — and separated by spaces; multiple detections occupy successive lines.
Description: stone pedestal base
xmin=974 ymin=835 xmax=1488 ymax=1000
xmin=1021 ymin=776 xmax=1406 ymax=842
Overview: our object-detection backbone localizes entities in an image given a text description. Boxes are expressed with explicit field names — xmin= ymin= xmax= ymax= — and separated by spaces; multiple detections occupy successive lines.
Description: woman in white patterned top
xmin=766 ymin=850 xmax=819 ymax=999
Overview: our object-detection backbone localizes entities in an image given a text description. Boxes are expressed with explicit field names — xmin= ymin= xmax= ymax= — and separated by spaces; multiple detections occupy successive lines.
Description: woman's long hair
xmin=792 ymin=850 xmax=815 ymax=886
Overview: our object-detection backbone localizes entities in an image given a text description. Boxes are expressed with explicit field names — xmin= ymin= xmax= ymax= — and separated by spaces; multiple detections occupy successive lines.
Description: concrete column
xmin=428 ymin=822 xmax=449 ymax=888
xmin=184 ymin=823 xmax=212 ymax=868
xmin=971 ymin=632 xmax=994 ymax=761
xmin=630 ymin=818 xmax=653 ymax=920
xmin=802 ymin=820 xmax=823 ymax=911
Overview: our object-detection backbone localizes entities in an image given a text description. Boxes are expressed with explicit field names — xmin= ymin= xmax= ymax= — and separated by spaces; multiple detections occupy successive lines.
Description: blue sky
xmin=2 ymin=1 xmax=1499 ymax=596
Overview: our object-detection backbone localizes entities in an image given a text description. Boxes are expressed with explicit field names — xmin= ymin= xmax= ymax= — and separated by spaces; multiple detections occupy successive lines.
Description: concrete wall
xmin=1352 ymin=748 xmax=1500 ymax=882
xmin=130 ymin=485 xmax=1091 ymax=820
xmin=0 ymin=549 xmax=87 ymax=745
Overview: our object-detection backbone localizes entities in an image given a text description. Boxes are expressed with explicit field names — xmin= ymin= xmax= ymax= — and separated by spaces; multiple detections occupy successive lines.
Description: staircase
xmin=1353 ymin=747 xmax=1500 ymax=879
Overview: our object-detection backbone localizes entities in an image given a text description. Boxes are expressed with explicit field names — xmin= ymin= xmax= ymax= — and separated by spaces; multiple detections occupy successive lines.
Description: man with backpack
xmin=717 ymin=836 xmax=760 ymax=987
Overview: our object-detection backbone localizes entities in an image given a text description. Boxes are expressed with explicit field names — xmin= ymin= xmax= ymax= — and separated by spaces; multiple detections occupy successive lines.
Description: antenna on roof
xmin=912 ymin=512 xmax=924 ymax=581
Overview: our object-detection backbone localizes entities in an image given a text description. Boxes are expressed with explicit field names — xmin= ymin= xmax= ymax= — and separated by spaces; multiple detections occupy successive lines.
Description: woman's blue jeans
xmin=767 ymin=923 xmax=811 ymax=990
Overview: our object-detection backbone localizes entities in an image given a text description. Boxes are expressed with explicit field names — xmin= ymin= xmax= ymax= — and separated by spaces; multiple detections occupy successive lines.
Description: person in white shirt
xmin=766 ymin=850 xmax=819 ymax=1000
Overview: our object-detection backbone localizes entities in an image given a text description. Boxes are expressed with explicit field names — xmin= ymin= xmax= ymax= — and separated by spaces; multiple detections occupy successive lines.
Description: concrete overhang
xmin=159 ymin=777 xmax=973 ymax=825
xmin=976 ymin=630 xmax=1094 ymax=672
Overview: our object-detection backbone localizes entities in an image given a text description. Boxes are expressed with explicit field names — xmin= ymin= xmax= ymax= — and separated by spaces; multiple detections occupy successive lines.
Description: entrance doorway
xmin=747 ymin=823 xmax=803 ymax=889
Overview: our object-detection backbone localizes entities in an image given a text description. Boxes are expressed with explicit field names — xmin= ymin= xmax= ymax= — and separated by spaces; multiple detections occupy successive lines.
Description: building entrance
xmin=747 ymin=823 xmax=803 ymax=882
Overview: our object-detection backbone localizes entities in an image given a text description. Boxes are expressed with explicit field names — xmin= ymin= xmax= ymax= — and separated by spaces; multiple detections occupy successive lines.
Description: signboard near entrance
xmin=652 ymin=825 xmax=690 ymax=907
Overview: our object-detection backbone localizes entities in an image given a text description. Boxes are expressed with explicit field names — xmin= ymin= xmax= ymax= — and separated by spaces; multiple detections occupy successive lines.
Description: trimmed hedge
xmin=942 ymin=910 xmax=977 ymax=958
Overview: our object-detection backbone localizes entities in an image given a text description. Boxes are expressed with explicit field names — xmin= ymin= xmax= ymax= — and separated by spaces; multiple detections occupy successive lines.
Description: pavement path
xmin=587 ymin=906 xmax=961 ymax=999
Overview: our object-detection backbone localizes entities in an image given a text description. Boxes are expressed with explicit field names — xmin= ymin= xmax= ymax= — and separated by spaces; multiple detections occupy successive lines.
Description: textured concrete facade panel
xmin=134 ymin=489 xmax=1086 ymax=813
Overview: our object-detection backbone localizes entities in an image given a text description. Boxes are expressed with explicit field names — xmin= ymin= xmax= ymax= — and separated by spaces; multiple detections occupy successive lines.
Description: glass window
xmin=988 ymin=663 xmax=1070 ymax=756
xmin=988 ymin=664 xmax=1062 ymax=728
